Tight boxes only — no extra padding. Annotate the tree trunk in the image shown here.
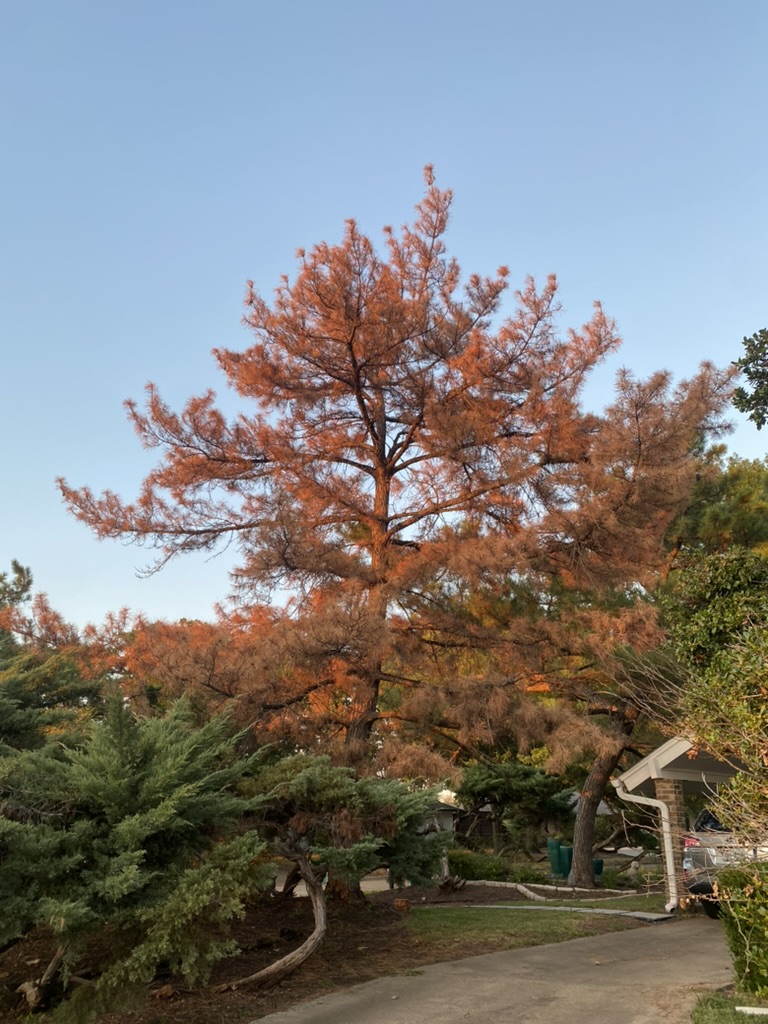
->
[344,682,380,748]
[325,871,365,902]
[343,483,390,749]
[278,859,327,898]
[567,748,624,888]
[214,854,327,992]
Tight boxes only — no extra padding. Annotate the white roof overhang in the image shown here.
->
[614,736,738,795]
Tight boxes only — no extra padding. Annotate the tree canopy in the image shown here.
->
[734,328,768,429]
[58,171,734,773]
[658,547,768,850]
[666,451,768,559]
[0,563,104,753]
[47,169,743,914]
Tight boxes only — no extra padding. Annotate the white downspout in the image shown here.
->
[611,776,679,913]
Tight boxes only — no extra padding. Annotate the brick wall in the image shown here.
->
[654,777,686,903]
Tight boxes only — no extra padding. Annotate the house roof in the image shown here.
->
[614,736,738,795]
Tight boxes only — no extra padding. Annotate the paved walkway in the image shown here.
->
[251,917,732,1024]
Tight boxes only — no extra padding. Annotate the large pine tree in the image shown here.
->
[59,171,734,772]
[57,174,737,895]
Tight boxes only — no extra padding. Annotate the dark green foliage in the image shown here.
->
[0,560,32,611]
[446,848,546,884]
[447,848,512,881]
[661,548,768,806]
[356,776,450,887]
[662,547,768,669]
[0,561,32,663]
[457,760,572,854]
[0,561,101,753]
[597,867,642,890]
[734,329,768,429]
[0,650,102,753]
[504,861,550,884]
[0,698,271,1021]
[668,454,768,555]
[252,754,449,887]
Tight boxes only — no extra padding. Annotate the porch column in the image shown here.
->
[654,777,686,904]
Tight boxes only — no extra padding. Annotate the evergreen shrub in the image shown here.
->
[447,849,545,884]
[0,697,273,1021]
[718,864,768,996]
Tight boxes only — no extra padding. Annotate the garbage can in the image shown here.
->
[592,858,604,877]
[559,845,573,877]
[547,838,562,876]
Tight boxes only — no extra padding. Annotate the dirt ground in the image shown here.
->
[0,883,646,1024]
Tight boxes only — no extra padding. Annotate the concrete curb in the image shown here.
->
[422,903,674,921]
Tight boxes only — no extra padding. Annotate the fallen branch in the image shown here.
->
[213,853,327,992]
[16,944,68,1009]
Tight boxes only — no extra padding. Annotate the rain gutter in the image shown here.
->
[610,776,679,913]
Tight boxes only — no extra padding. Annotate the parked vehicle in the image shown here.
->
[682,809,768,918]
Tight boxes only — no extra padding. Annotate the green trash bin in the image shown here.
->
[559,846,573,877]
[592,858,604,877]
[547,838,562,876]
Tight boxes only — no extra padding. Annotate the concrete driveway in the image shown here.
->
[251,917,732,1024]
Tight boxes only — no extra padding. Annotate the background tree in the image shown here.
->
[613,451,768,740]
[734,328,768,428]
[0,560,33,613]
[0,560,33,664]
[456,756,572,856]
[665,451,768,566]
[0,563,103,752]
[619,541,768,755]
[660,546,768,822]
[648,546,768,994]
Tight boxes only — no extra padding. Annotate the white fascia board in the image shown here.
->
[614,737,693,792]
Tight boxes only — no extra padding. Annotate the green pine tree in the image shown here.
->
[0,562,102,753]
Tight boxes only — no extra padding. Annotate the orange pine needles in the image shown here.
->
[58,169,736,764]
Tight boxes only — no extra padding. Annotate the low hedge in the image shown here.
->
[447,848,546,884]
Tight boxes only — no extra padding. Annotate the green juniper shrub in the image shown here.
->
[457,760,572,857]
[251,754,450,891]
[0,697,273,1022]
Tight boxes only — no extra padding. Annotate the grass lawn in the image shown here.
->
[407,904,648,952]
[692,992,768,1022]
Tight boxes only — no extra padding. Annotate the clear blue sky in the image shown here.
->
[2,1,767,627]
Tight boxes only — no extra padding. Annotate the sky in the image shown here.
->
[2,0,767,628]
